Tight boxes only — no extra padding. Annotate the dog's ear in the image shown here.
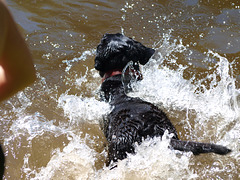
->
[138,46,155,65]
[128,40,155,65]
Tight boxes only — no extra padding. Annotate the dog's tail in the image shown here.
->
[170,139,231,155]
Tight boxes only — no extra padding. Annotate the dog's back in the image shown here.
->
[102,75,178,162]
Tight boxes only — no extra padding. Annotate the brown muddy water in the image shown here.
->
[0,0,240,179]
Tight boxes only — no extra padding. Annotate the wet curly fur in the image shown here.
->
[94,33,231,165]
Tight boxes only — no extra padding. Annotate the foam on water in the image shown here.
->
[62,49,95,72]
[32,132,198,180]
[32,136,97,180]
[96,133,198,180]
[135,35,239,119]
[58,95,111,124]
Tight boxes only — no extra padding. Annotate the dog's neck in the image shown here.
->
[100,66,143,104]
[100,74,128,104]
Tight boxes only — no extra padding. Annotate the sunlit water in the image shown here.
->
[1,0,240,179]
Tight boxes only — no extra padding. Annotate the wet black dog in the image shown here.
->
[94,33,231,165]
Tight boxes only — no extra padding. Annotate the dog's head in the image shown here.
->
[94,33,155,78]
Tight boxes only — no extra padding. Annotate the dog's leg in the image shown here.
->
[170,139,231,155]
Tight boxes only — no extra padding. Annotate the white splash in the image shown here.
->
[62,49,95,72]
[58,95,110,125]
[32,136,97,180]
[97,132,198,180]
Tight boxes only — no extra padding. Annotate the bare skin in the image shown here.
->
[0,0,36,102]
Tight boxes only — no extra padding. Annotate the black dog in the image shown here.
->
[94,33,231,165]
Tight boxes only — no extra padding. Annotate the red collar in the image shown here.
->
[102,70,122,82]
[101,68,143,82]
